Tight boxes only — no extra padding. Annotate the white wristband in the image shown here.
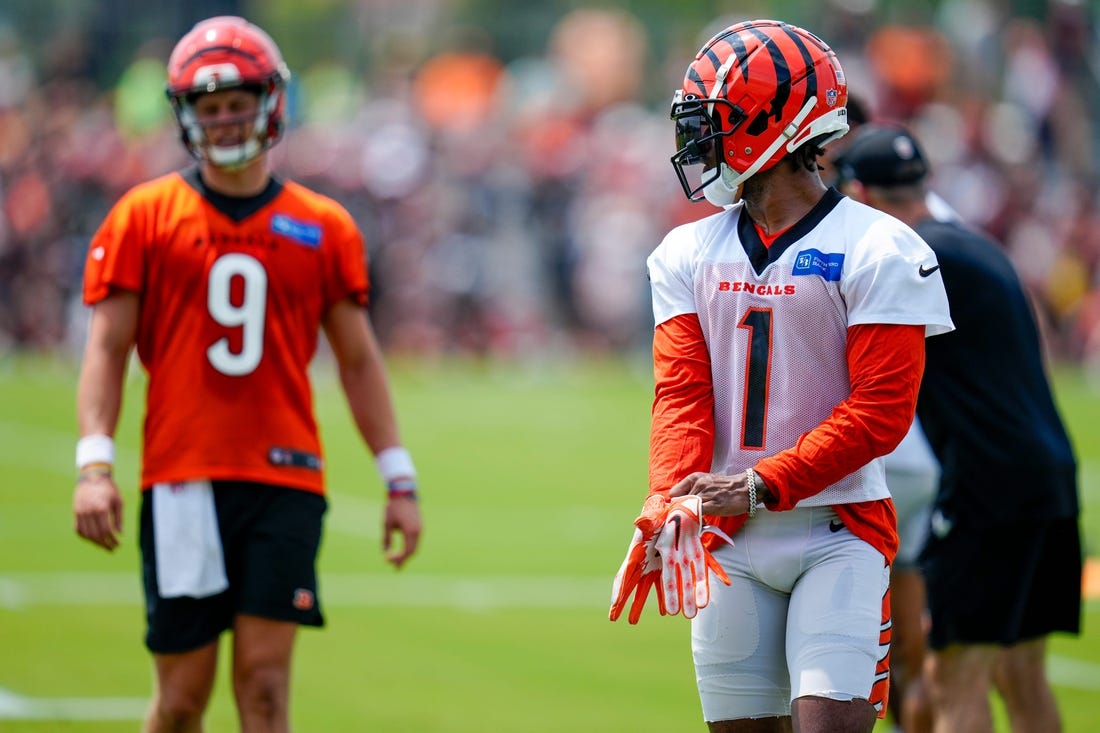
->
[76,434,115,469]
[375,446,416,481]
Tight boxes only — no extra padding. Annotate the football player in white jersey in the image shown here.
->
[613,19,953,733]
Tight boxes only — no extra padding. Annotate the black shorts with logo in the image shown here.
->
[921,516,1082,649]
[139,481,327,654]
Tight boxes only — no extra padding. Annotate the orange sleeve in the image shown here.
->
[651,314,750,542]
[754,323,925,509]
[649,313,715,494]
[84,183,156,305]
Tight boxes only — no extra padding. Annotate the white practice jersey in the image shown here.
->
[647,191,953,508]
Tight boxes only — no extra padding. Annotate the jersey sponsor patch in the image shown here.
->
[792,248,844,281]
[271,214,322,248]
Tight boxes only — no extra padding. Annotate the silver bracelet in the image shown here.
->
[746,468,758,518]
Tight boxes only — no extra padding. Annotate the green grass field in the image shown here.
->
[1,354,1098,731]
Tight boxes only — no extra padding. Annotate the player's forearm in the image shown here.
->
[77,298,136,438]
[338,357,403,454]
[324,300,404,453]
[338,357,420,502]
[78,339,129,431]
[649,315,715,493]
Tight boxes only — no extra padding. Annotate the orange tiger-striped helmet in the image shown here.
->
[670,19,849,205]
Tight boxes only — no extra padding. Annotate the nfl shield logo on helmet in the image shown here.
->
[827,88,839,107]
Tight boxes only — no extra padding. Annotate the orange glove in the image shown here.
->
[609,494,670,623]
[655,495,732,619]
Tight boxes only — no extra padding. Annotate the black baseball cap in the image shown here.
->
[834,124,929,187]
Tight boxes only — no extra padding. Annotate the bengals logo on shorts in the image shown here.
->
[293,588,315,611]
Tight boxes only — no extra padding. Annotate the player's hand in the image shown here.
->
[382,495,421,569]
[670,471,755,516]
[655,495,732,619]
[73,475,124,552]
[609,494,669,623]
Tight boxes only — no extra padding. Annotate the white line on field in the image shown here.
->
[0,686,147,720]
[2,655,1100,724]
[4,660,1100,724]
[6,571,1100,614]
[0,571,612,611]
[1049,654,1100,690]
[6,574,1100,687]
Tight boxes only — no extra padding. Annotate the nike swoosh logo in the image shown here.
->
[919,264,941,277]
[829,519,845,533]
[670,515,682,545]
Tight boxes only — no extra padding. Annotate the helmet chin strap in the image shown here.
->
[702,166,741,207]
[698,53,740,208]
[705,96,825,207]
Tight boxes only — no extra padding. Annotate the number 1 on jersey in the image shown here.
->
[738,307,772,449]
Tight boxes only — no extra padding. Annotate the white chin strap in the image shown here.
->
[702,166,741,207]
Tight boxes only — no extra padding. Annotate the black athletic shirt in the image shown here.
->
[914,218,1078,527]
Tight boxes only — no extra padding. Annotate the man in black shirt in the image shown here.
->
[836,124,1082,733]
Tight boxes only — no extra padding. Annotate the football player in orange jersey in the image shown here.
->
[71,16,422,733]
[610,19,954,733]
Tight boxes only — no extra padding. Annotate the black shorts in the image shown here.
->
[140,481,327,654]
[920,517,1082,649]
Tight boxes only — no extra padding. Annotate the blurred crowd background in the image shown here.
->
[2,0,1099,371]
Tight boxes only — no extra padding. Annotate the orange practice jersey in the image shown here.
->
[83,169,369,494]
